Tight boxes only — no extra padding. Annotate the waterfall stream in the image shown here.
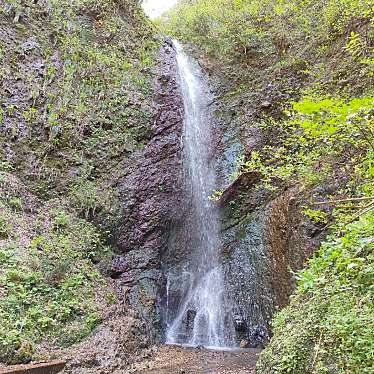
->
[165,41,235,348]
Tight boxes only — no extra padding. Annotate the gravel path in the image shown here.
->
[128,345,260,374]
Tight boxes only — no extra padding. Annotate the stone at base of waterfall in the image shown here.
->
[186,309,196,327]
[240,339,250,349]
[233,317,247,332]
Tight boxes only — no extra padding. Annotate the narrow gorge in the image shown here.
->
[0,1,372,373]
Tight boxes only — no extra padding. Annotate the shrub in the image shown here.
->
[257,213,374,373]
[161,0,373,65]
[0,209,111,363]
[232,94,374,192]
[0,216,11,239]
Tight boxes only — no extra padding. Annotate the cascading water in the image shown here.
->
[165,41,235,348]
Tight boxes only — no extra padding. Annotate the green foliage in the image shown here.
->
[52,209,70,228]
[69,178,120,225]
[0,216,11,238]
[345,31,369,58]
[0,209,110,364]
[302,209,328,224]
[8,197,22,211]
[105,291,117,306]
[290,96,373,144]
[209,189,224,201]
[257,213,374,373]
[233,94,374,192]
[161,0,373,66]
[0,161,13,172]
[22,107,37,123]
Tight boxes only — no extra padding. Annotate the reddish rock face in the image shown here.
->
[112,41,185,341]
[56,42,186,374]
[264,188,320,310]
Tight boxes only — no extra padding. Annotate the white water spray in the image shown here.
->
[165,41,235,348]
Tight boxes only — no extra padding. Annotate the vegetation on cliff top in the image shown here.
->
[0,0,157,364]
[160,0,373,372]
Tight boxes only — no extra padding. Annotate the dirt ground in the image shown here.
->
[126,345,261,374]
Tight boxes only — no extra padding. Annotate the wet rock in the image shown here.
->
[186,310,197,330]
[107,256,128,279]
[114,40,184,343]
[240,339,249,349]
[248,326,268,348]
[164,36,174,48]
[260,100,272,108]
[233,317,247,333]
[21,37,39,52]
[160,73,171,83]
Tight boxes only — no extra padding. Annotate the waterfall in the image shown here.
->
[165,41,235,348]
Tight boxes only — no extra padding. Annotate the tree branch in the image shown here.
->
[312,196,374,205]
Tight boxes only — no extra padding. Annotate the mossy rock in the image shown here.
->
[0,337,34,365]
[12,341,34,365]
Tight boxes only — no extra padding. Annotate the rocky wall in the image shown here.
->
[112,41,185,342]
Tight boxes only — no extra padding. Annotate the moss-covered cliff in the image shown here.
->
[0,0,160,367]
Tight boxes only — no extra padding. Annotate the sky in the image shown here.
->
[142,0,179,19]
